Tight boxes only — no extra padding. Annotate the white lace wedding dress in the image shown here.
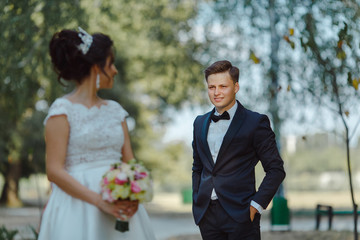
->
[38,98,156,240]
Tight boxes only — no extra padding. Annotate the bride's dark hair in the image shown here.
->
[49,29,113,84]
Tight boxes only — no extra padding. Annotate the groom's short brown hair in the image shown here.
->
[204,60,239,83]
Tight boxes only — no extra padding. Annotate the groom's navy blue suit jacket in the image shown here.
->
[192,101,285,225]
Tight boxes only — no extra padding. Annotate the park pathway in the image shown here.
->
[0,193,359,240]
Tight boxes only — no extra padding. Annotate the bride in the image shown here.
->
[38,27,156,240]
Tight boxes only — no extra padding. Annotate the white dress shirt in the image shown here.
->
[207,101,263,214]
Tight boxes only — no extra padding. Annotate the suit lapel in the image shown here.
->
[200,110,214,168]
[216,102,246,165]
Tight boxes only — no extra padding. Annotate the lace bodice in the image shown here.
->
[44,98,128,170]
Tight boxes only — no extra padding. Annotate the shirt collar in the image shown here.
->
[214,101,238,120]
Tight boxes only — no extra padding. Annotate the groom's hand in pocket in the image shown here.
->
[250,205,258,222]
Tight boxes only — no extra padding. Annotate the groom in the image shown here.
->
[192,60,285,240]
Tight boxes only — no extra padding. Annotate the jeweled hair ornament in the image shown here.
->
[77,27,93,55]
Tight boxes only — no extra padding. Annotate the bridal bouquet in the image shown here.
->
[100,159,153,232]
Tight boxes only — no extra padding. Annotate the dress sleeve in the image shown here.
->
[43,98,70,125]
[108,100,129,122]
[117,104,129,122]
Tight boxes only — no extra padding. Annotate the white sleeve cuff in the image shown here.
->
[251,200,264,214]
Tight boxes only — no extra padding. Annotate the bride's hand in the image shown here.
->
[96,196,139,220]
[96,198,128,220]
[115,200,139,218]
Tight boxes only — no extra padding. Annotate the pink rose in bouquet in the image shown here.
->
[100,159,153,232]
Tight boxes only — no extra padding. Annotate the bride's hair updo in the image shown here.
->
[49,29,113,84]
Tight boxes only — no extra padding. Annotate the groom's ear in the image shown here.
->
[235,82,239,93]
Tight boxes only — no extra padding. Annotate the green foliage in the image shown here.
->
[0,1,39,165]
[137,140,193,192]
[0,0,88,204]
[0,0,207,201]
[0,225,38,240]
[0,225,18,240]
[286,1,360,192]
[285,3,360,235]
[29,225,38,240]
[17,110,47,176]
[285,147,347,174]
[198,0,301,138]
[281,134,360,192]
[290,1,360,114]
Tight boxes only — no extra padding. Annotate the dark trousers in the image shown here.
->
[199,200,261,240]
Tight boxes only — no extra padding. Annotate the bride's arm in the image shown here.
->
[119,119,139,217]
[121,120,134,163]
[45,115,125,219]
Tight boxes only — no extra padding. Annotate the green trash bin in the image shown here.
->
[181,188,192,204]
[270,196,290,231]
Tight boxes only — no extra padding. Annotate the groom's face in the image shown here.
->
[207,71,239,114]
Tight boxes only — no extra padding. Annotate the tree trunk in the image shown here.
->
[344,126,358,240]
[268,0,284,197]
[0,162,22,207]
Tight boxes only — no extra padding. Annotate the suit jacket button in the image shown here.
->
[212,173,216,177]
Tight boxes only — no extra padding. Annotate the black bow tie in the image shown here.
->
[211,111,230,122]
